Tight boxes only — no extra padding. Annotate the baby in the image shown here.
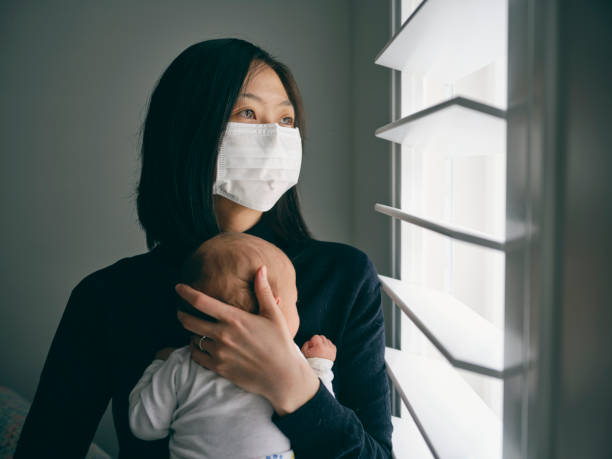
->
[128,232,337,459]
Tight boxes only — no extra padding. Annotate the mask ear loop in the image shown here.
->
[212,126,228,197]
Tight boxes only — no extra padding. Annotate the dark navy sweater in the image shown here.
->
[16,219,392,458]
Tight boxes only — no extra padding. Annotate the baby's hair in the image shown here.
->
[176,232,294,320]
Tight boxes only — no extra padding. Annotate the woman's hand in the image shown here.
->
[175,265,320,416]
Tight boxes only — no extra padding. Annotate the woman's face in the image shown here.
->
[212,61,296,231]
[229,62,295,127]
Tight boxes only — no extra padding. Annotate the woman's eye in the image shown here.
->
[281,116,294,126]
[238,109,255,119]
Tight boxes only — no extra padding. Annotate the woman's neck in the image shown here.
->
[213,195,263,232]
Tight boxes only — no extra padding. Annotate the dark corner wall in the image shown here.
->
[550,1,612,457]
[0,1,391,455]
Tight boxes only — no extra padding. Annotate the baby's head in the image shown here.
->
[177,232,299,337]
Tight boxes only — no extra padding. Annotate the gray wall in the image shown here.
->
[0,1,390,456]
[349,0,393,330]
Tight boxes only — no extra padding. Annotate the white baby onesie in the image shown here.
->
[129,343,334,459]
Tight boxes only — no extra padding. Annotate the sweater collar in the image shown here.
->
[243,215,280,246]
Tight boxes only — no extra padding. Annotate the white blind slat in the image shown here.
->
[386,347,502,459]
[375,203,513,250]
[375,96,506,157]
[380,275,508,378]
[375,0,507,82]
[391,415,434,459]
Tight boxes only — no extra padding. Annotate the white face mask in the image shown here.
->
[213,122,302,212]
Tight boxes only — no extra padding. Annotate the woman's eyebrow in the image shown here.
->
[239,92,292,107]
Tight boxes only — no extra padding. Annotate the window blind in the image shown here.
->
[376,0,523,457]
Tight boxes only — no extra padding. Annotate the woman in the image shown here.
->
[15,38,392,458]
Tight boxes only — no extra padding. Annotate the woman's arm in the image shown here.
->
[14,275,112,458]
[272,268,392,458]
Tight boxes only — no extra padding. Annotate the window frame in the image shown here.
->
[385,0,534,456]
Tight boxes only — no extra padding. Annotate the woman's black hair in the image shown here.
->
[135,38,312,261]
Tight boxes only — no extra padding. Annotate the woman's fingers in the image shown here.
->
[253,265,285,326]
[189,338,217,371]
[177,310,221,340]
[175,283,236,321]
[190,334,219,356]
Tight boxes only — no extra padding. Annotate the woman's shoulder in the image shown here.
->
[71,249,162,296]
[307,239,372,264]
[293,238,379,288]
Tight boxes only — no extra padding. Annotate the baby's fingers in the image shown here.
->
[310,335,323,344]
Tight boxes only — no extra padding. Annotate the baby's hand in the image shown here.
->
[301,335,336,361]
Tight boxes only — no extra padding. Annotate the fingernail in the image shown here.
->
[261,265,267,281]
[175,284,183,293]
